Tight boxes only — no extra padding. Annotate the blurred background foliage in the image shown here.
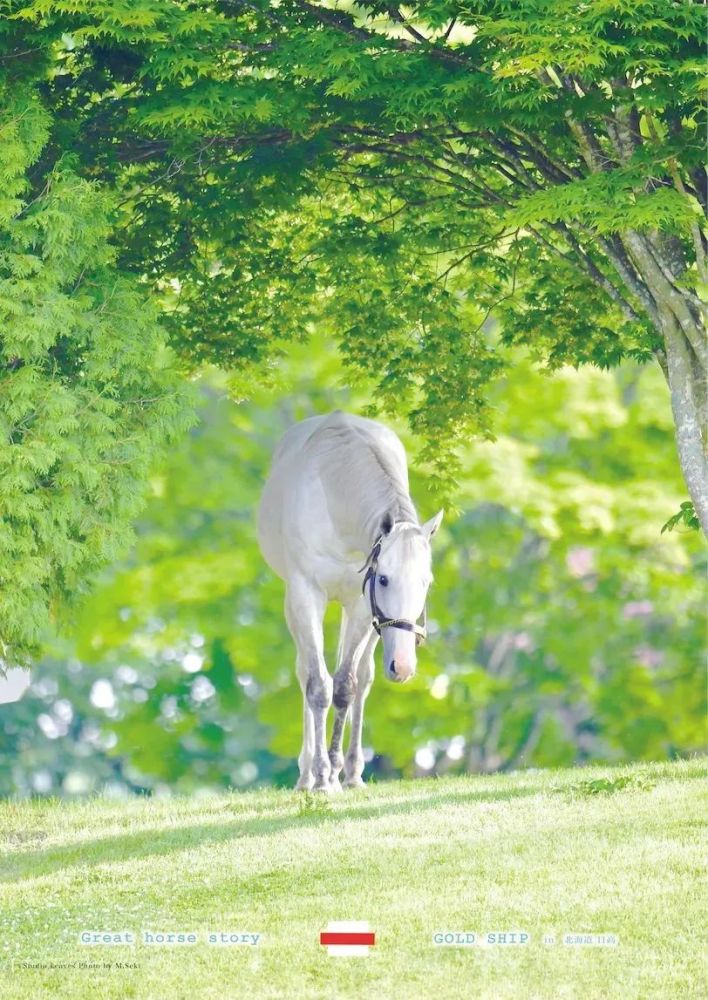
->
[0,336,704,796]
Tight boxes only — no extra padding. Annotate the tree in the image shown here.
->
[7,0,707,530]
[0,74,193,666]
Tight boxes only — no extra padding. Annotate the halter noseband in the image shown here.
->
[359,533,427,645]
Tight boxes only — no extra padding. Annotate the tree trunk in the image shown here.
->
[620,231,708,535]
[662,311,708,534]
[568,109,707,534]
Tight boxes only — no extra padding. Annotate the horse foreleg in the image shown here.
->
[286,579,332,792]
[343,632,378,788]
[328,704,348,791]
[296,701,315,791]
[329,605,372,790]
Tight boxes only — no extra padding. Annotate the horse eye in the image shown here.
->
[378,574,389,587]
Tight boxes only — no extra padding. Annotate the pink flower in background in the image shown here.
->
[623,600,654,619]
[635,646,664,669]
[514,632,535,652]
[566,546,595,578]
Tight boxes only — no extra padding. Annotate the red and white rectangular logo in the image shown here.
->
[320,921,375,957]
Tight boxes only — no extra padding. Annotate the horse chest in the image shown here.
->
[307,552,363,605]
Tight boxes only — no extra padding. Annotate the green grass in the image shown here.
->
[1,758,706,1000]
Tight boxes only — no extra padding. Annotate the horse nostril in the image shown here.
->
[389,659,397,678]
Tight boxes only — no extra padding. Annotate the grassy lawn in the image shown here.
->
[1,757,705,1000]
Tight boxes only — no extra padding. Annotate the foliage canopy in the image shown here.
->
[0,1,706,661]
[6,0,706,507]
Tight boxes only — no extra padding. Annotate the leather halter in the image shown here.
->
[359,534,427,645]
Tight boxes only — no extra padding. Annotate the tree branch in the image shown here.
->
[386,6,430,45]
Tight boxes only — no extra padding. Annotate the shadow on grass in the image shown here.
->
[0,782,537,885]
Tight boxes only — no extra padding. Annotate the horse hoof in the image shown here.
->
[295,778,314,792]
[328,777,343,793]
[343,777,365,789]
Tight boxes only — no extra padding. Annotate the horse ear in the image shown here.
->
[421,509,443,540]
[380,511,394,536]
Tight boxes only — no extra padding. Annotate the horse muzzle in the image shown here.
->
[386,658,416,683]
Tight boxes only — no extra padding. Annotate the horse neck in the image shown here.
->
[315,426,418,547]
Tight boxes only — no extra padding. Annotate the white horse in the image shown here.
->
[257,411,442,791]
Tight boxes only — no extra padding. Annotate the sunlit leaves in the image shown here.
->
[7,0,704,504]
[0,86,193,666]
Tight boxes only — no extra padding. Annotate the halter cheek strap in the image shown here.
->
[360,535,428,646]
